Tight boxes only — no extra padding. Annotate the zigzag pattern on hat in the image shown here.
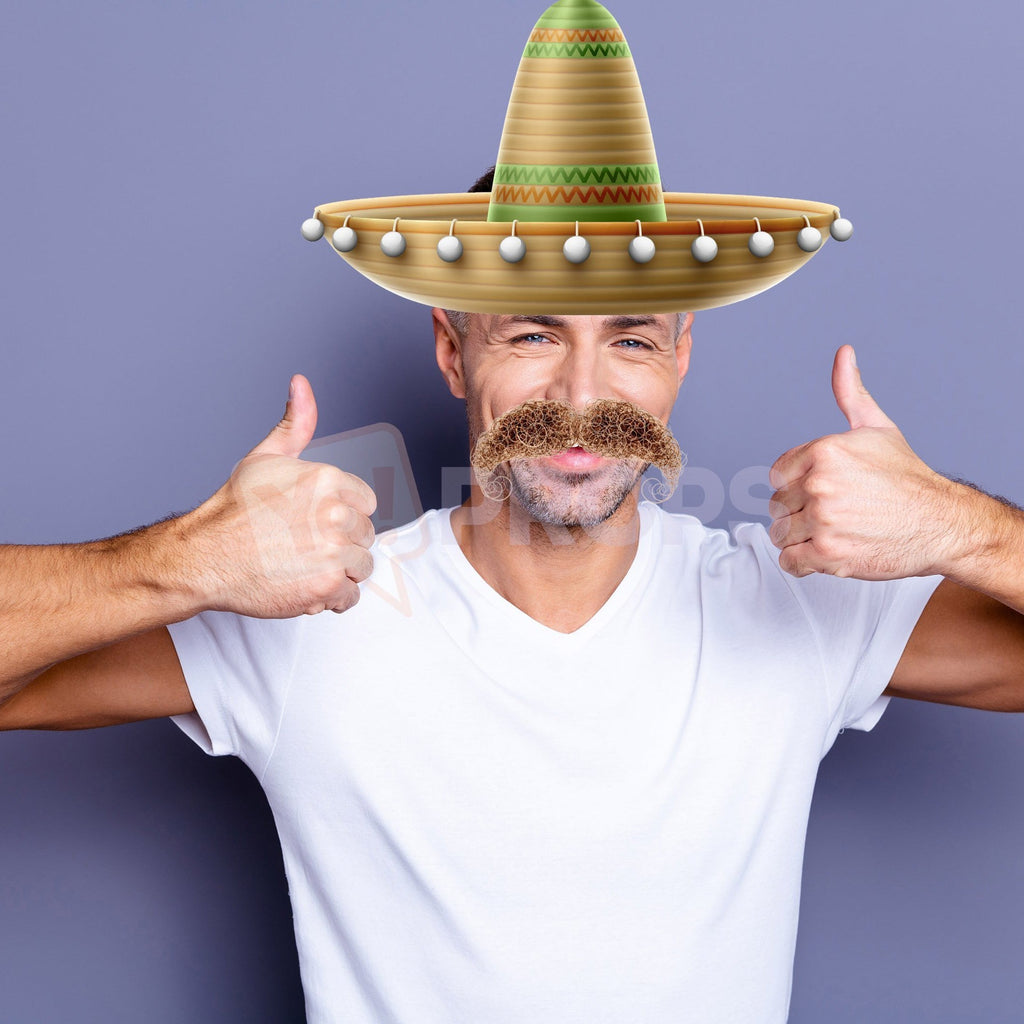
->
[528,27,626,43]
[522,41,631,58]
[492,183,663,206]
[489,0,665,222]
[493,163,661,186]
[311,0,846,313]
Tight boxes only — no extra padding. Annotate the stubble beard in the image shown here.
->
[503,456,649,529]
[466,393,680,531]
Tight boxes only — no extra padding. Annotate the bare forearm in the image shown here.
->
[931,482,1024,615]
[0,513,205,701]
[886,486,1024,710]
[0,376,375,727]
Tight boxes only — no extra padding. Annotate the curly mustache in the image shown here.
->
[471,398,682,490]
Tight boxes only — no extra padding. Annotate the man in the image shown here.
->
[2,304,1024,1023]
[4,1,1024,1020]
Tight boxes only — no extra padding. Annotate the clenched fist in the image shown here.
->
[768,346,963,581]
[183,374,377,617]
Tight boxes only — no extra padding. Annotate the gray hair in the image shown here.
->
[443,309,473,337]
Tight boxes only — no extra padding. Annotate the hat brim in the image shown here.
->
[313,191,839,314]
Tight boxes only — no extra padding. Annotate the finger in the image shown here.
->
[778,535,855,579]
[768,511,812,549]
[777,539,826,578]
[324,504,376,550]
[250,374,319,459]
[831,345,895,431]
[769,442,816,490]
[767,478,807,520]
[335,474,378,519]
[342,546,375,585]
[330,588,361,614]
[322,549,374,613]
[328,584,362,615]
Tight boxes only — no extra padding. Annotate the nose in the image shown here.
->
[544,343,610,410]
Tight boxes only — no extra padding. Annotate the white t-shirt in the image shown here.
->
[168,504,941,1024]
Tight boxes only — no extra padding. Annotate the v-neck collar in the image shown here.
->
[434,502,660,647]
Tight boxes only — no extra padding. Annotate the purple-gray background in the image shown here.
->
[2,0,1023,1020]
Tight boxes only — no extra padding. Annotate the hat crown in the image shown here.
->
[487,0,666,223]
[533,0,623,34]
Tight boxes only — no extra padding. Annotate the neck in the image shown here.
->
[450,486,643,634]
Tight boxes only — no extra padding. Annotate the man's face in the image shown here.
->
[433,312,693,529]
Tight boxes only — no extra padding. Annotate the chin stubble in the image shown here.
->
[469,398,683,527]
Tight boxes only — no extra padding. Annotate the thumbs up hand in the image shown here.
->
[185,375,377,617]
[768,346,957,580]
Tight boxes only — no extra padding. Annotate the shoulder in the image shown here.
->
[642,502,780,579]
[644,501,939,622]
[367,507,451,588]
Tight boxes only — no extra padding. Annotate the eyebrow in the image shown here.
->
[501,315,570,329]
[604,315,660,330]
[499,314,661,330]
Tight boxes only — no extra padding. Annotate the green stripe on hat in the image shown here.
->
[494,164,661,186]
[487,0,667,224]
[523,40,630,58]
[487,202,668,224]
[534,0,622,31]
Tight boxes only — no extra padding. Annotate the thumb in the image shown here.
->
[250,374,318,458]
[831,345,895,430]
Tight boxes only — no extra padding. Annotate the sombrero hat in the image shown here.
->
[301,0,853,314]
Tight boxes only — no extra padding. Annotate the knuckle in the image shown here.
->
[803,495,833,528]
[318,463,346,486]
[802,473,831,500]
[816,506,837,530]
[811,535,842,563]
[813,434,847,466]
[334,471,377,517]
[333,501,358,533]
[340,487,375,519]
[322,502,374,549]
[314,463,351,496]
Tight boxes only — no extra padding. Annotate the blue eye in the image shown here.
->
[616,338,651,350]
[512,333,550,344]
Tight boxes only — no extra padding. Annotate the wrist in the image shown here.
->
[93,509,214,624]
[930,478,1023,587]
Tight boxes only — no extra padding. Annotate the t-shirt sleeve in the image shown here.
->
[739,523,943,749]
[166,611,305,777]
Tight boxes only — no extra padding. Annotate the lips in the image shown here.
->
[542,446,610,471]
